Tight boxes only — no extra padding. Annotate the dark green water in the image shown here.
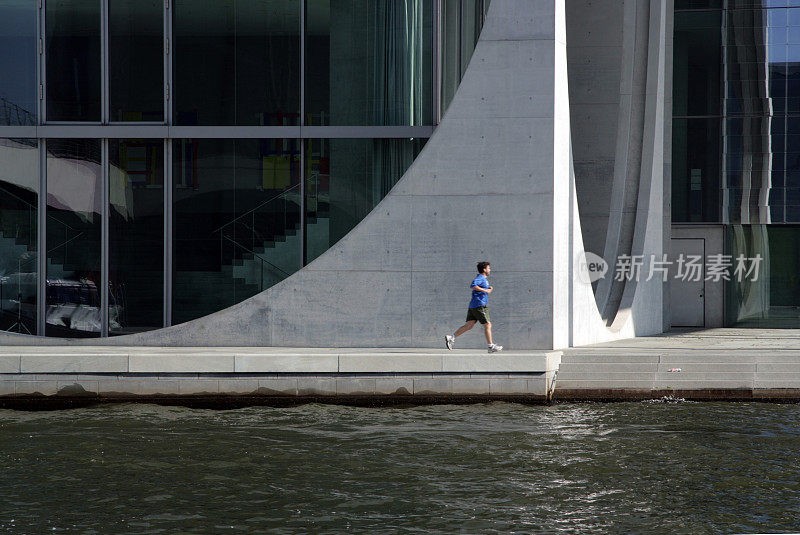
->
[1,401,799,534]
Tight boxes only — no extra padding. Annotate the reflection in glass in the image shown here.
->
[673,11,721,117]
[726,225,800,327]
[46,0,101,122]
[441,0,490,116]
[0,139,38,334]
[305,138,425,262]
[109,140,164,335]
[109,0,164,122]
[46,139,102,337]
[0,1,37,125]
[173,139,301,325]
[306,0,433,125]
[173,0,300,126]
[672,118,721,222]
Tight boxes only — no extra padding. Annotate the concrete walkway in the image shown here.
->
[556,329,800,400]
[0,347,561,406]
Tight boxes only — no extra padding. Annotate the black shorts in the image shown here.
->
[466,306,490,324]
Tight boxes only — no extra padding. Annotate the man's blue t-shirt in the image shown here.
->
[468,274,490,308]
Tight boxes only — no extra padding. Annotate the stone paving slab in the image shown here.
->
[556,328,800,399]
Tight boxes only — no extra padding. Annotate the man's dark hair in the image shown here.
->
[477,261,490,274]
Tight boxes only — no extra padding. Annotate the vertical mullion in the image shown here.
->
[102,0,109,124]
[300,0,306,266]
[457,0,462,80]
[40,0,46,124]
[101,139,109,337]
[165,0,171,125]
[433,0,441,124]
[37,140,46,336]
[164,139,172,326]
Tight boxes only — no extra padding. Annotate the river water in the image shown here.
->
[1,401,799,534]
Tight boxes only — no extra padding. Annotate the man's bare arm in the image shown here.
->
[472,286,493,294]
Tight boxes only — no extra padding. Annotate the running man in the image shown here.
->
[445,261,503,353]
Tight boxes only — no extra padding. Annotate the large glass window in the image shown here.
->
[109,0,164,122]
[673,10,721,117]
[726,224,800,327]
[173,139,300,324]
[45,139,102,337]
[305,138,425,262]
[109,140,164,334]
[0,1,37,126]
[173,0,300,126]
[0,139,38,334]
[46,0,101,122]
[305,0,433,126]
[673,118,721,222]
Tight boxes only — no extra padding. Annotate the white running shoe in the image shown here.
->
[488,344,503,353]
[445,335,455,350]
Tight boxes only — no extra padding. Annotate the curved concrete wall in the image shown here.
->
[1,0,668,349]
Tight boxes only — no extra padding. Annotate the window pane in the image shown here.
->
[0,139,38,334]
[109,0,164,122]
[306,0,433,125]
[672,118,721,222]
[109,139,164,335]
[0,1,37,125]
[46,0,101,122]
[726,224,800,327]
[440,0,460,113]
[673,11,721,116]
[46,139,102,337]
[173,139,300,325]
[305,138,425,262]
[173,0,300,126]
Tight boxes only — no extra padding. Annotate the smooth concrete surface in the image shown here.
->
[556,329,800,399]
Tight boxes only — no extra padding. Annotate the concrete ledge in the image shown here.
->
[236,355,339,373]
[21,354,128,373]
[0,347,559,374]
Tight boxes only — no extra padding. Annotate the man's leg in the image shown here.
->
[453,320,477,338]
[483,322,493,345]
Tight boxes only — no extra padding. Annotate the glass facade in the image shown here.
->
[726,225,800,327]
[305,138,426,262]
[173,0,300,126]
[45,139,102,337]
[441,0,490,114]
[173,138,301,324]
[0,1,36,125]
[0,139,37,334]
[306,0,433,126]
[46,0,102,122]
[109,139,164,334]
[0,2,488,336]
[674,1,800,327]
[109,0,164,122]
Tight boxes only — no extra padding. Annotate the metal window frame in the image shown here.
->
[300,0,306,267]
[37,139,46,336]
[101,138,109,336]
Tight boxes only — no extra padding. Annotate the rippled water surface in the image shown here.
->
[1,401,800,533]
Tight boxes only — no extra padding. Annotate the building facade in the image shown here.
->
[0,0,789,349]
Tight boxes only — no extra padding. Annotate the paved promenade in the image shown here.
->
[2,329,799,406]
[0,347,560,407]
[556,329,800,400]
